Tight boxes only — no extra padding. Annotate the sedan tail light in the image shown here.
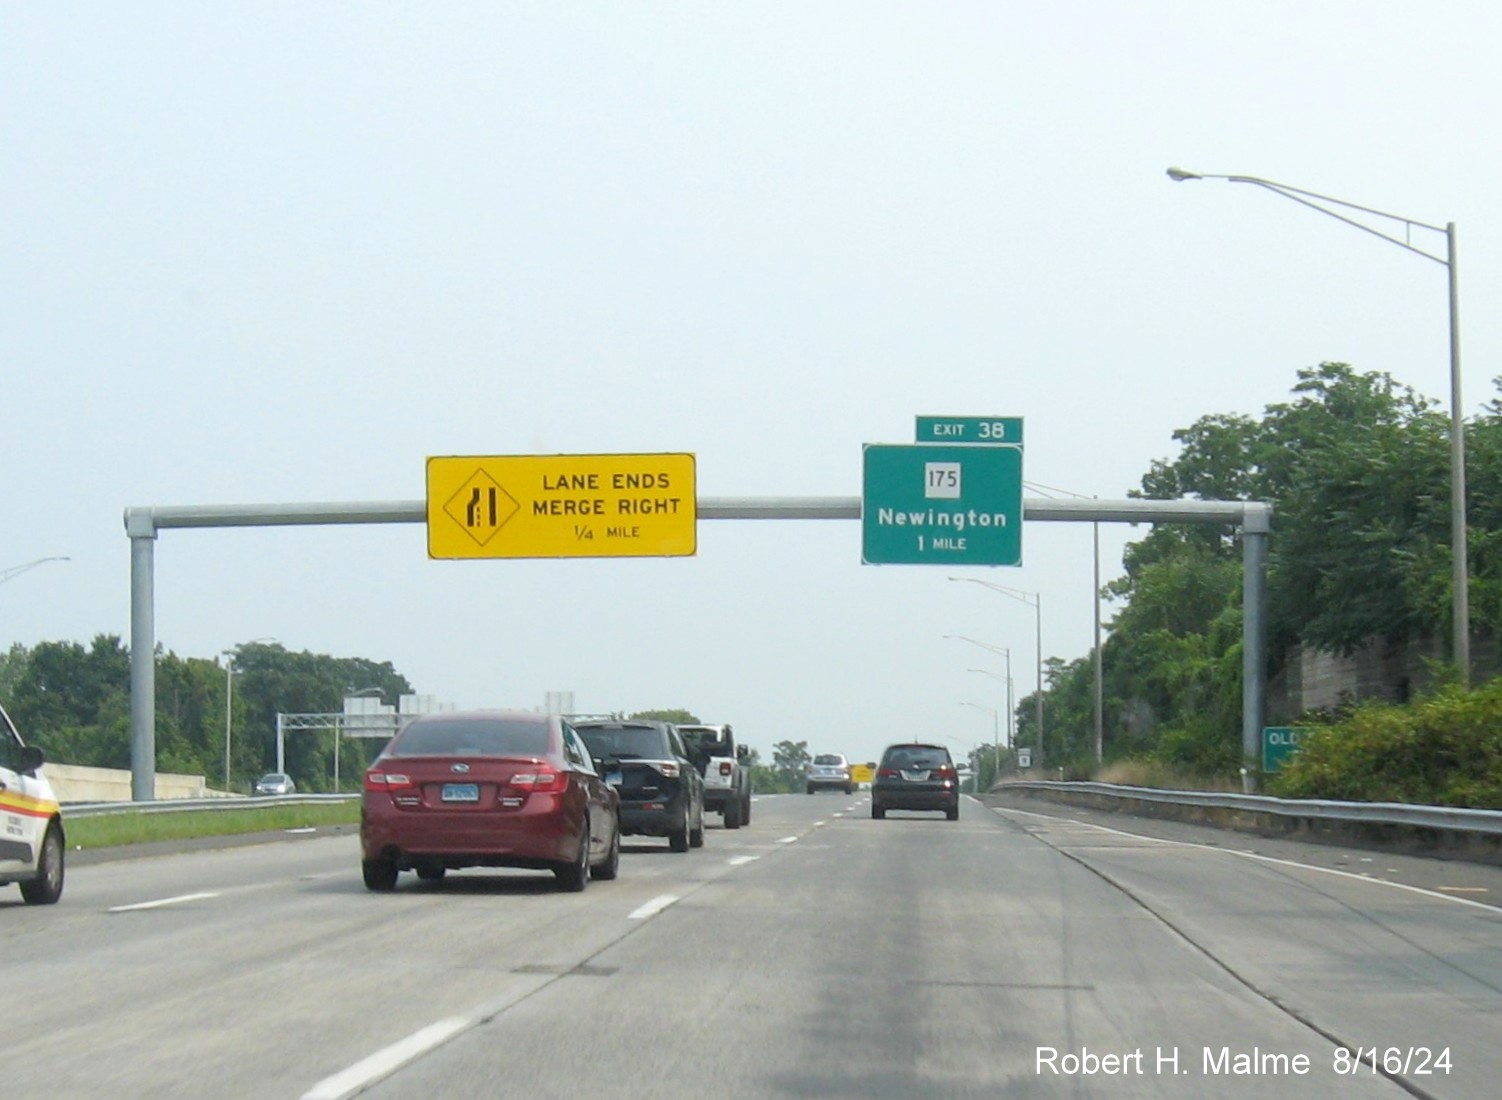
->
[510,771,569,793]
[877,768,898,779]
[933,766,957,781]
[365,770,414,791]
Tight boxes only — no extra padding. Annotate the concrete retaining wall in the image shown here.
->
[42,763,227,803]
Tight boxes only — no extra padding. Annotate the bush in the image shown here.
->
[1268,681,1502,808]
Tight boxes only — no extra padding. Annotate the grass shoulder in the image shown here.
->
[66,800,360,851]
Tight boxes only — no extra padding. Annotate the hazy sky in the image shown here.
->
[5,2,1500,768]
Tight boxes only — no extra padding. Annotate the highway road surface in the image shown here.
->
[3,792,1499,1098]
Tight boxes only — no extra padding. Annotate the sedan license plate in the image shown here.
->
[441,783,480,803]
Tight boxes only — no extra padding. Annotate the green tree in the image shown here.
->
[771,739,810,790]
[1065,362,1460,780]
[0,642,28,700]
[7,636,131,766]
[630,708,701,724]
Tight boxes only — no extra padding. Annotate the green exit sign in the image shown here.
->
[862,444,1023,565]
[915,416,1023,445]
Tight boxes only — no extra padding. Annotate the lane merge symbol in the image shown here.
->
[443,470,520,546]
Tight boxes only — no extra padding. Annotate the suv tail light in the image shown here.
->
[877,767,898,779]
[718,761,734,777]
[660,762,680,778]
[933,766,957,781]
[510,771,569,793]
[365,770,413,791]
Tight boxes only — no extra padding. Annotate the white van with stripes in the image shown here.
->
[0,702,65,905]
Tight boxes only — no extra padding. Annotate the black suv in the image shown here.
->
[573,719,705,852]
[871,742,960,820]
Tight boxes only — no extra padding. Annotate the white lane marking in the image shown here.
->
[814,820,826,827]
[997,806,1502,913]
[728,855,760,866]
[302,1016,470,1100]
[285,827,317,834]
[628,894,680,920]
[108,892,219,913]
[776,836,798,844]
[832,813,844,818]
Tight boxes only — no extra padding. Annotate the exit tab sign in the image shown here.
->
[915,416,1023,445]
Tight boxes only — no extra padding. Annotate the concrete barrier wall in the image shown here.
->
[41,762,225,803]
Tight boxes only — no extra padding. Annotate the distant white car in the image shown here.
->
[254,772,296,796]
[806,753,854,795]
[0,702,65,905]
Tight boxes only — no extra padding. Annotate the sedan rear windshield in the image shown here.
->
[389,718,550,757]
[882,747,951,770]
[576,725,668,760]
[813,754,846,766]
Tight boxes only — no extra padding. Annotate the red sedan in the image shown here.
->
[361,710,620,892]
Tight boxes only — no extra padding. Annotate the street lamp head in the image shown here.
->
[1166,166,1202,182]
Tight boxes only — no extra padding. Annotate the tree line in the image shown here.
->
[0,639,411,793]
[1027,362,1502,804]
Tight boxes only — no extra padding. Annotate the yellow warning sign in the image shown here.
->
[426,454,696,559]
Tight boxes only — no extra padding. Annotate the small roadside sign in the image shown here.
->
[426,453,696,559]
[1262,726,1310,772]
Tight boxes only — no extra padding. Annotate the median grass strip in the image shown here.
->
[66,801,360,850]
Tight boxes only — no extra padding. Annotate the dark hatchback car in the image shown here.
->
[361,710,620,892]
[572,719,705,852]
[871,742,960,820]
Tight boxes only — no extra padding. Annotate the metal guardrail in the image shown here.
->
[63,793,360,818]
[1000,781,1502,837]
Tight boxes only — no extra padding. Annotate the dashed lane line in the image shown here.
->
[628,894,680,921]
[108,892,219,913]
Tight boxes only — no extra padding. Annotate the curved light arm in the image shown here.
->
[0,556,69,585]
[1166,167,1448,265]
[943,634,1010,657]
[947,575,1039,608]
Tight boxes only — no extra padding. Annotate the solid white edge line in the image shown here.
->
[628,893,679,920]
[776,836,798,844]
[302,1016,471,1100]
[998,806,1502,914]
[108,892,219,913]
[728,855,760,866]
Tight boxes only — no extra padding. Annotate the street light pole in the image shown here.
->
[949,578,1044,765]
[221,653,234,791]
[1167,167,1469,683]
[945,635,1014,748]
[966,665,1009,770]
